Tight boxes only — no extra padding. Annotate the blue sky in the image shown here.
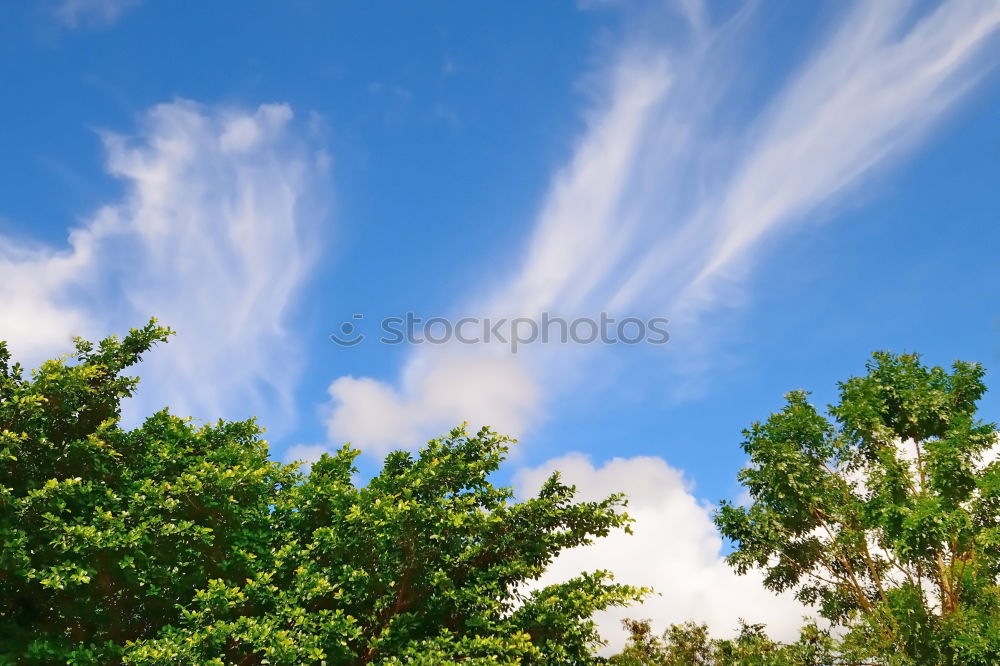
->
[2,0,999,650]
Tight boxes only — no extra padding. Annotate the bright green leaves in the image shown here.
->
[609,619,839,666]
[1,322,300,665]
[715,351,1000,664]
[832,352,989,457]
[239,425,646,665]
[732,389,840,531]
[1,326,643,665]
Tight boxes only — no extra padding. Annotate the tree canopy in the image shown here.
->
[0,322,644,664]
[609,618,837,666]
[7,322,1000,665]
[715,351,1000,664]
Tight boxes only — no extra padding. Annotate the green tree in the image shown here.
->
[609,619,837,665]
[0,322,645,664]
[715,351,1000,664]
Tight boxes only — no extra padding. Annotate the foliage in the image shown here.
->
[715,351,1000,664]
[608,618,839,665]
[0,322,645,664]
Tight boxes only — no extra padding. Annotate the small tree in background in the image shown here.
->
[608,619,837,666]
[715,352,1000,664]
[0,321,645,665]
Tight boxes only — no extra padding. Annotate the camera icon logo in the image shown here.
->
[330,314,365,347]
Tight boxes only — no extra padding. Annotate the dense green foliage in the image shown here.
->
[0,322,645,664]
[609,619,837,665]
[7,322,1000,665]
[715,352,1000,664]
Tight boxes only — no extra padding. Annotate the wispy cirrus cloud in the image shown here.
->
[622,0,1000,317]
[325,57,668,455]
[323,0,1000,454]
[0,100,329,429]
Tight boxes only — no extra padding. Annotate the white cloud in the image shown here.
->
[0,238,95,360]
[53,0,141,28]
[283,443,337,475]
[324,58,669,453]
[514,453,808,654]
[0,100,328,430]
[326,348,542,455]
[677,0,1000,312]
[323,0,1000,453]
[285,443,331,464]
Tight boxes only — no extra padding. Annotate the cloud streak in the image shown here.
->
[324,0,999,453]
[672,0,1000,313]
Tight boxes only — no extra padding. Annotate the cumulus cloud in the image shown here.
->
[326,348,542,454]
[323,0,1000,453]
[514,453,807,654]
[282,443,339,475]
[0,100,328,429]
[284,443,331,464]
